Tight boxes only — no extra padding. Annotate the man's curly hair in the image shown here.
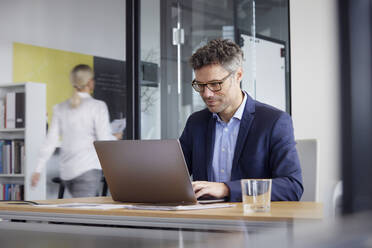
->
[189,38,243,72]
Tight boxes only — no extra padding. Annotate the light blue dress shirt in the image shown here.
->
[211,91,248,182]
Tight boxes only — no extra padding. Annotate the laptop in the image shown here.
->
[94,139,222,205]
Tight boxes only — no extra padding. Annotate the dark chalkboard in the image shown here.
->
[93,56,126,121]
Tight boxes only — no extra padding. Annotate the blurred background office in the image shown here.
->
[0,0,341,218]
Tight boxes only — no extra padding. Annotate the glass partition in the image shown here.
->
[237,0,290,112]
[140,0,290,139]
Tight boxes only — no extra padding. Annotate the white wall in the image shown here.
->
[0,0,126,83]
[290,0,340,217]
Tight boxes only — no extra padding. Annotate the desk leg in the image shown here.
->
[178,229,184,248]
[287,221,294,246]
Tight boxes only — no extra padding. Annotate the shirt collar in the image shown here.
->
[77,92,92,98]
[213,91,247,122]
[233,91,247,120]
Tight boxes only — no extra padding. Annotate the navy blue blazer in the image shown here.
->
[179,94,303,202]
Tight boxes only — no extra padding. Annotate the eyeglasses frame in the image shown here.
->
[191,71,234,93]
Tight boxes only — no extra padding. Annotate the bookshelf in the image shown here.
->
[0,82,46,200]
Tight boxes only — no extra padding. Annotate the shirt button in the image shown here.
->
[221,169,225,173]
[222,148,225,152]
[224,128,228,132]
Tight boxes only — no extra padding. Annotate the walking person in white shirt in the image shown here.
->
[31,64,121,197]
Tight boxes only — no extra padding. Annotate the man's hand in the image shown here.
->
[31,172,40,187]
[192,181,230,199]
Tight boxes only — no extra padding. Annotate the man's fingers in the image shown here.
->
[192,181,208,186]
[192,181,207,192]
[195,187,210,199]
[193,184,205,193]
[193,182,229,199]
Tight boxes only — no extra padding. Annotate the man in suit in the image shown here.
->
[180,38,303,202]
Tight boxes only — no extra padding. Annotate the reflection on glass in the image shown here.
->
[237,0,290,112]
[139,0,290,139]
[140,0,161,139]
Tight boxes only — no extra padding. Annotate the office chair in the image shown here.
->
[296,139,318,201]
[51,177,65,199]
[51,176,108,199]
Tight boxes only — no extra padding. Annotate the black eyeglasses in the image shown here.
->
[191,72,234,93]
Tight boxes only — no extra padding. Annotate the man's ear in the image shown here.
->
[236,67,243,83]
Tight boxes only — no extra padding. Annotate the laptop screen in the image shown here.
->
[94,139,197,205]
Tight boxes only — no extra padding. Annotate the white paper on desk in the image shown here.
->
[120,203,235,211]
[35,203,126,210]
[35,203,235,211]
[110,118,126,133]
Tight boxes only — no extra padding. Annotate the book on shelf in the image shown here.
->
[2,92,25,129]
[0,141,3,173]
[0,100,4,129]
[5,92,15,128]
[13,140,24,173]
[0,184,24,200]
[15,92,25,128]
[0,139,25,174]
[1,140,11,174]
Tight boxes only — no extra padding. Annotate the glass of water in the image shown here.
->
[241,179,272,213]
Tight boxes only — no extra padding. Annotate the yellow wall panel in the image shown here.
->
[13,42,93,124]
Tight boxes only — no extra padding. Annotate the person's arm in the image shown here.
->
[225,113,303,202]
[94,102,117,141]
[269,112,303,201]
[32,105,61,186]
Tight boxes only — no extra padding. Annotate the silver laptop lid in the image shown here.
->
[94,139,197,205]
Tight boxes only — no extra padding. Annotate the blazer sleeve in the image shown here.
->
[268,113,303,201]
[225,113,303,202]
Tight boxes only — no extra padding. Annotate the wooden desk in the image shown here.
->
[0,197,323,232]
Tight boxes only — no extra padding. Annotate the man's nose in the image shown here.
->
[201,86,214,98]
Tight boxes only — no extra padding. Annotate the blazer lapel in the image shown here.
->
[231,94,255,179]
[205,115,216,181]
